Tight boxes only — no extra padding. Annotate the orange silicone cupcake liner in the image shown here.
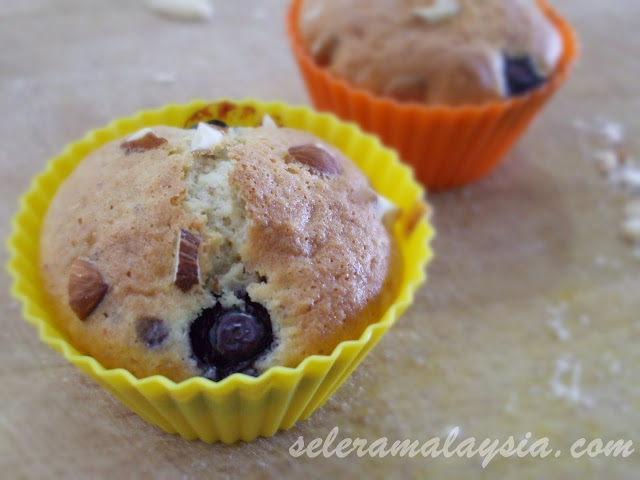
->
[286,0,579,190]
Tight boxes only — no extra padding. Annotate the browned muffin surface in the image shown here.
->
[40,123,399,381]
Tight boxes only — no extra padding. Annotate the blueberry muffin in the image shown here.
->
[299,0,563,105]
[39,121,400,382]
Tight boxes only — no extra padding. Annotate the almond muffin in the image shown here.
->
[299,0,563,105]
[39,121,400,382]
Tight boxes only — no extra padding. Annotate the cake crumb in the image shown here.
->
[151,72,176,84]
[573,117,623,145]
[550,355,590,405]
[144,0,215,22]
[546,303,570,341]
[575,117,640,257]
[593,149,621,175]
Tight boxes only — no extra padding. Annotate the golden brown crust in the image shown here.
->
[40,126,213,380]
[229,128,394,367]
[39,125,398,381]
[299,0,563,105]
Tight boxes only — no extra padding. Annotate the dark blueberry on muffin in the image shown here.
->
[504,55,546,97]
[136,317,169,348]
[188,119,228,130]
[189,293,274,380]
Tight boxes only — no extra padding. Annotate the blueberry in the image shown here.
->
[188,292,273,380]
[189,307,218,364]
[504,55,546,97]
[206,119,228,129]
[188,119,229,130]
[136,317,169,348]
[214,312,265,358]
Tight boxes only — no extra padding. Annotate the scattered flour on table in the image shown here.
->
[574,117,640,255]
[546,303,571,341]
[550,354,594,407]
[540,303,623,407]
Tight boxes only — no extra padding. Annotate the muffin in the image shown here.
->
[299,0,563,106]
[10,99,433,442]
[287,0,578,189]
[39,121,400,382]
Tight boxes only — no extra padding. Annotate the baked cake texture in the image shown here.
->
[299,0,563,105]
[39,121,400,382]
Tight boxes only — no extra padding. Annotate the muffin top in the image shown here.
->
[299,0,563,105]
[39,122,398,382]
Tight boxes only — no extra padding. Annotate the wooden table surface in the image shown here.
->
[1,1,639,478]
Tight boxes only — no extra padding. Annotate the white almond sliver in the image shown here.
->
[413,0,461,23]
[376,194,398,220]
[126,127,154,142]
[144,0,215,22]
[191,122,224,151]
[261,114,278,128]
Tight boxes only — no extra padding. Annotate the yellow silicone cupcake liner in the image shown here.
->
[7,99,434,443]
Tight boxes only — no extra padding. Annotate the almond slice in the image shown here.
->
[68,258,109,320]
[121,130,168,154]
[404,201,432,237]
[383,75,427,102]
[376,193,400,230]
[311,32,339,66]
[175,229,201,292]
[413,0,461,23]
[288,144,342,176]
[191,122,225,151]
[261,114,278,128]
